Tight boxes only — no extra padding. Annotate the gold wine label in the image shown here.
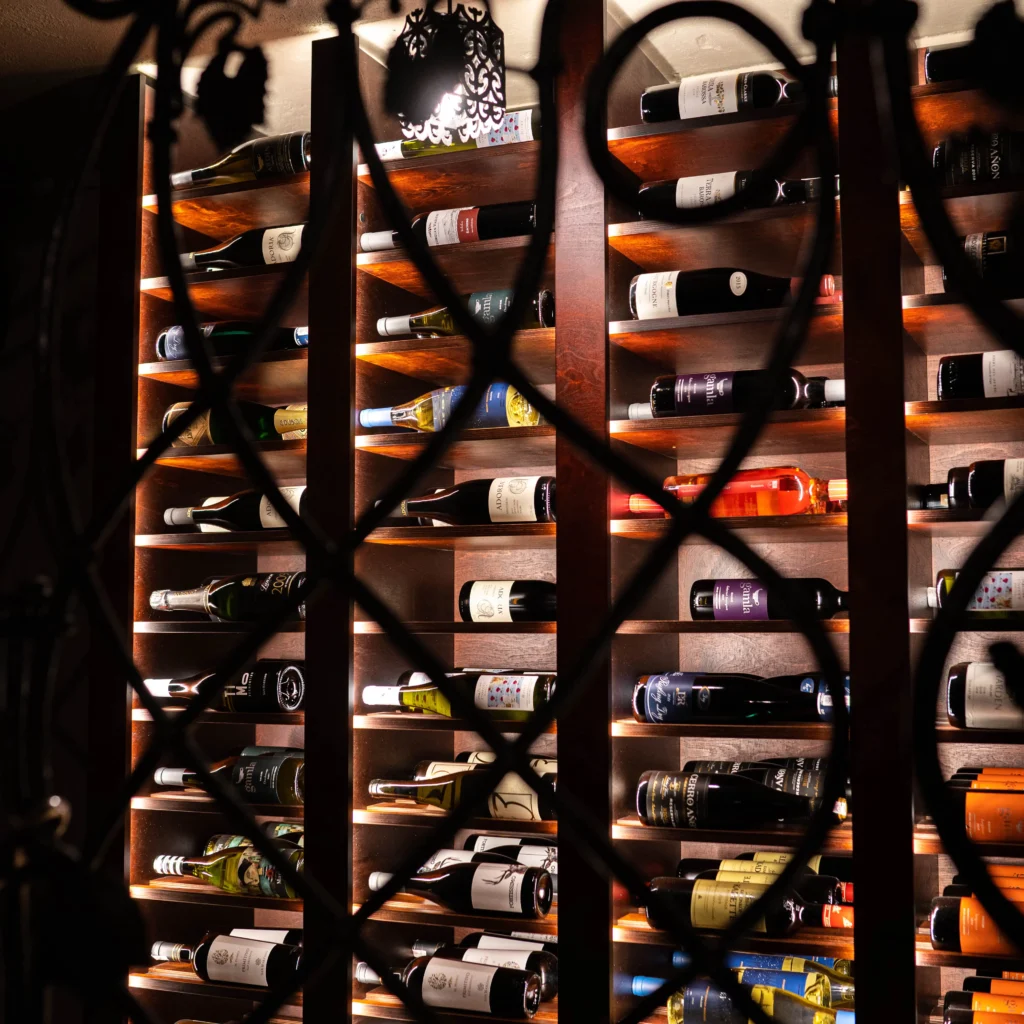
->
[689,879,768,932]
[274,406,308,434]
[165,402,214,447]
[750,851,795,866]
[718,858,784,875]
[505,386,541,427]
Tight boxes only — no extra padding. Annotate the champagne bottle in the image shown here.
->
[629,269,836,319]
[149,571,306,622]
[180,223,305,271]
[171,132,310,188]
[930,894,1024,954]
[666,982,853,1024]
[230,926,303,946]
[360,383,540,432]
[377,288,555,338]
[152,843,302,898]
[374,107,540,160]
[161,400,306,446]
[361,672,555,720]
[943,231,1022,298]
[409,940,557,1001]
[929,568,1024,616]
[400,476,555,525]
[151,933,301,988]
[640,72,802,123]
[459,930,557,954]
[670,949,855,982]
[459,580,556,623]
[155,321,308,360]
[923,43,974,84]
[355,954,542,1018]
[368,861,553,918]
[933,131,1024,187]
[163,487,305,531]
[369,770,557,820]
[143,658,305,713]
[937,350,1024,401]
[206,822,304,853]
[153,751,304,805]
[689,577,849,620]
[947,662,1024,730]
[360,200,535,252]
[638,172,831,215]
[644,876,854,934]
[635,770,813,829]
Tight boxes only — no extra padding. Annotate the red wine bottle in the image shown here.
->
[637,172,830,215]
[360,201,536,252]
[459,931,558,955]
[459,580,556,623]
[400,476,555,526]
[923,44,975,84]
[151,933,301,987]
[951,459,1024,508]
[155,321,307,360]
[937,350,1024,401]
[943,231,1022,298]
[640,72,801,124]
[689,577,849,620]
[933,131,1024,187]
[945,661,1024,730]
[408,940,558,1001]
[181,224,305,271]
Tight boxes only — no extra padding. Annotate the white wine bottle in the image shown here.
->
[149,571,306,622]
[155,321,308,360]
[459,581,556,623]
[458,930,557,955]
[205,822,305,853]
[163,486,305,531]
[360,200,535,252]
[640,72,801,123]
[359,383,540,432]
[374,107,540,160]
[171,132,310,188]
[161,400,306,446]
[368,769,557,820]
[409,940,558,1001]
[154,750,304,805]
[362,672,555,720]
[400,476,555,526]
[180,223,305,271]
[455,751,557,772]
[376,288,554,338]
[230,926,303,946]
[151,933,301,988]
[152,843,302,898]
[143,658,305,712]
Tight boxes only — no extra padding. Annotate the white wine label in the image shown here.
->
[965,662,1024,729]
[488,773,542,820]
[461,947,533,970]
[420,849,478,870]
[230,928,290,944]
[468,581,515,623]
[376,140,404,160]
[689,879,769,931]
[476,933,547,950]
[982,350,1024,397]
[514,846,558,873]
[677,74,739,119]
[749,851,793,865]
[361,686,402,706]
[474,675,539,711]
[470,863,527,912]
[419,761,476,778]
[968,571,1024,611]
[633,271,680,319]
[165,402,214,447]
[1006,459,1024,502]
[488,476,541,522]
[729,271,748,295]
[477,109,535,147]
[421,960,497,1013]
[197,495,230,533]
[204,936,274,986]
[262,225,304,265]
[675,173,737,209]
[425,208,474,246]
[259,485,306,528]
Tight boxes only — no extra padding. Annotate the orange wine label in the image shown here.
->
[969,993,1024,1013]
[960,896,1024,955]
[979,768,1024,777]
[966,791,1024,843]
[991,980,1024,995]
[968,1013,1024,1024]
[973,780,1024,791]
[821,904,854,928]
[1004,972,1024,981]
[989,866,1024,878]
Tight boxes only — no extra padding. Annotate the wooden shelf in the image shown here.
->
[129,963,302,1011]
[935,721,1024,743]
[911,617,1024,634]
[355,894,557,935]
[130,878,302,912]
[611,719,833,740]
[355,991,558,1024]
[915,927,1024,969]
[906,397,1024,446]
[609,306,845,373]
[354,802,557,835]
[355,425,555,469]
[138,349,309,404]
[365,524,556,550]
[137,439,306,477]
[130,792,303,819]
[354,621,556,635]
[611,514,848,545]
[135,530,298,551]
[131,706,304,725]
[355,328,555,387]
[616,619,849,634]
[143,174,310,238]
[141,265,307,321]
[354,712,555,733]
[356,236,553,298]
[906,508,991,537]
[134,620,305,634]
[611,408,846,458]
[902,294,1024,355]
[612,814,853,850]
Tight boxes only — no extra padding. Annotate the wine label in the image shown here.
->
[234,845,297,898]
[468,289,514,326]
[748,851,793,865]
[273,405,307,438]
[197,495,230,533]
[420,849,479,870]
[676,74,739,119]
[689,879,768,931]
[968,994,1024,1014]
[964,662,1024,729]
[967,571,1024,611]
[514,846,557,873]
[644,771,709,828]
[990,981,1024,995]
[361,685,402,706]
[729,271,748,295]
[488,773,543,820]
[293,327,308,347]
[256,570,307,620]
[1006,459,1024,502]
[821,904,854,928]
[798,675,851,721]
[633,271,679,319]
[475,674,539,711]
[461,946,533,970]
[671,983,737,1024]
[225,661,305,713]
[675,173,737,209]
[467,581,515,623]
[959,895,1019,955]
[642,673,700,722]
[261,225,304,264]
[231,928,292,944]
[982,351,1024,398]
[165,402,214,447]
[259,485,305,528]
[734,968,826,1002]
[204,935,274,986]
[673,372,735,413]
[470,863,527,912]
[711,579,769,620]
[251,135,303,177]
[421,959,497,1013]
[761,765,825,800]
[375,140,404,160]
[425,208,479,246]
[432,383,532,430]
[717,858,784,876]
[488,476,541,522]
[420,762,476,779]
[230,752,300,804]
[966,791,1024,842]
[475,932,549,950]
[477,109,535,147]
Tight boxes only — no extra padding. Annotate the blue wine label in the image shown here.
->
[293,326,309,346]
[733,968,823,1000]
[797,673,851,721]
[642,673,701,722]
[468,289,515,326]
[674,372,735,413]
[432,383,533,430]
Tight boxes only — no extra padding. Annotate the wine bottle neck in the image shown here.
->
[360,406,397,429]
[153,854,204,879]
[151,941,193,963]
[368,779,427,799]
[150,585,211,615]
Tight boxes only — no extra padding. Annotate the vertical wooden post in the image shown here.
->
[554,3,613,1021]
[836,4,918,1017]
[306,36,357,1024]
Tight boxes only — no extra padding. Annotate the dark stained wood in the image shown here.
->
[354,895,558,935]
[616,619,850,634]
[911,84,1024,152]
[365,524,556,550]
[130,793,303,819]
[354,805,557,834]
[356,425,555,467]
[611,513,849,544]
[353,621,556,635]
[134,530,297,550]
[611,720,833,740]
[138,440,307,478]
[141,265,308,321]
[131,707,304,725]
[130,879,303,912]
[613,815,854,850]
[129,963,303,1013]
[133,621,305,634]
[138,349,309,404]
[906,398,1024,445]
[354,991,559,1023]
[902,294,1024,354]
[353,713,556,734]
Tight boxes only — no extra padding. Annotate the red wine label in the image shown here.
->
[964,663,1024,729]
[644,771,710,828]
[676,74,739,118]
[421,959,497,1012]
[488,476,541,522]
[821,904,854,928]
[475,674,539,710]
[261,225,304,264]
[425,208,479,245]
[470,863,527,913]
[675,173,738,209]
[966,791,1024,842]
[477,109,535,146]
[674,372,735,413]
[1006,459,1024,503]
[467,581,515,623]
[457,208,480,241]
[711,579,770,620]
[689,879,769,931]
[634,271,680,319]
[983,351,1024,398]
[840,882,854,902]
[259,485,305,528]
[205,935,274,986]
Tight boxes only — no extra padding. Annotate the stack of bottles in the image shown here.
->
[150,928,303,989]
[941,974,1024,1024]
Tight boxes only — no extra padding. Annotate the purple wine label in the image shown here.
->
[674,372,734,414]
[712,579,769,620]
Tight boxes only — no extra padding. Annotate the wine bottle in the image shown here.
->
[730,850,853,883]
[643,368,845,417]
[933,131,1024,187]
[375,107,540,160]
[937,350,1024,401]
[628,269,836,319]
[635,770,814,829]
[456,751,558,771]
[690,865,848,906]
[206,822,304,853]
[679,761,839,810]
[151,933,301,987]
[633,968,837,1008]
[942,459,1024,509]
[143,658,305,713]
[666,982,853,1024]
[459,931,557,955]
[152,843,302,898]
[461,837,557,882]
[459,580,556,623]
[414,755,555,780]
[361,672,556,720]
[400,476,555,525]
[930,894,1024,954]
[163,486,305,531]
[670,948,855,982]
[690,577,849,621]
[929,568,1024,616]
[230,926,303,946]
[171,132,310,188]
[640,72,801,123]
[360,200,535,252]
[149,571,306,622]
[368,770,557,820]
[945,989,1024,1017]
[180,223,305,271]
[637,171,831,215]
[923,44,975,84]
[368,861,553,918]
[155,321,308,360]
[965,976,1024,996]
[377,288,555,338]
[408,940,557,1001]
[359,383,541,432]
[943,231,1023,298]
[161,400,306,446]
[153,750,304,805]
[907,481,956,511]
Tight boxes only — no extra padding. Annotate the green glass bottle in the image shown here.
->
[930,566,1024,617]
[376,288,554,338]
[149,570,306,622]
[373,107,540,161]
[162,400,306,447]
[153,751,304,805]
[361,672,555,720]
[359,383,540,432]
[152,844,302,898]
[205,822,305,854]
